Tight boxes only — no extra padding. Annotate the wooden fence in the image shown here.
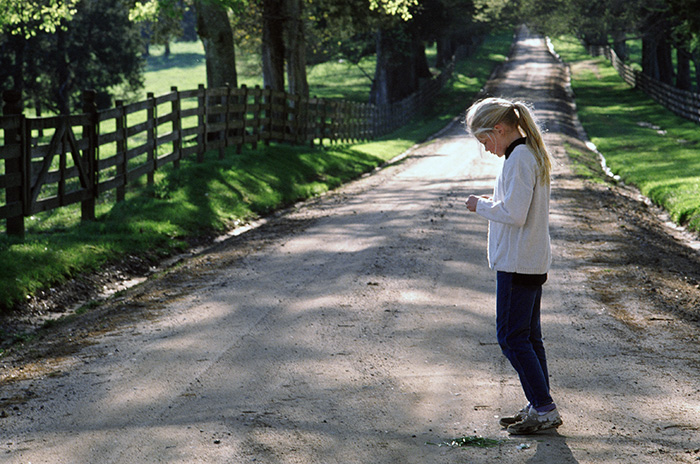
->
[0,59,454,238]
[588,44,700,124]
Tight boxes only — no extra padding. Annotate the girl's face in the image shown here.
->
[475,123,512,157]
[476,133,500,156]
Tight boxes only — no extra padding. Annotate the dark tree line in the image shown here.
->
[1,0,488,114]
[203,0,487,105]
[1,0,144,114]
[517,0,700,91]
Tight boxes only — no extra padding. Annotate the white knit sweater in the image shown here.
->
[475,143,551,275]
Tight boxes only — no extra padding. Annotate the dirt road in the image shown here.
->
[2,29,699,463]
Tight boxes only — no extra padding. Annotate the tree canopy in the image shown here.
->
[0,0,505,112]
[0,0,78,37]
[1,0,143,113]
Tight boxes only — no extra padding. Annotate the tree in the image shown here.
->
[0,0,77,103]
[302,0,426,105]
[256,0,468,103]
[139,1,186,56]
[0,0,144,113]
[0,0,77,37]
[676,45,692,90]
[257,0,308,96]
[195,0,238,88]
[667,0,700,90]
[370,25,415,104]
[667,0,700,36]
[411,0,482,69]
[285,0,308,97]
[133,0,241,90]
[370,0,481,105]
[261,0,284,91]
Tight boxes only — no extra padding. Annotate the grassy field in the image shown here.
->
[142,41,383,102]
[551,36,700,232]
[0,31,514,316]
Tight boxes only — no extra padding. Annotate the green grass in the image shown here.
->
[142,41,379,102]
[0,30,513,313]
[142,42,208,94]
[141,41,266,97]
[551,36,700,230]
[564,142,608,183]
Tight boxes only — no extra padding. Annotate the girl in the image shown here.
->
[464,97,562,434]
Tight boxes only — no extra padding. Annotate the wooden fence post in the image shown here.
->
[222,83,231,159]
[115,99,127,202]
[146,92,156,185]
[263,86,271,146]
[197,84,206,162]
[289,94,299,144]
[252,85,261,150]
[319,99,327,147]
[298,95,309,146]
[2,90,25,238]
[330,101,338,144]
[309,97,318,148]
[171,86,182,169]
[81,89,97,222]
[239,84,248,154]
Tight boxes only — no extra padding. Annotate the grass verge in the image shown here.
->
[551,36,700,231]
[0,30,513,314]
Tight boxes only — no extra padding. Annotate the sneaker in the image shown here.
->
[498,405,530,427]
[506,406,563,435]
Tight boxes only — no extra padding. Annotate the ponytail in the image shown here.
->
[465,98,552,186]
[513,102,552,186]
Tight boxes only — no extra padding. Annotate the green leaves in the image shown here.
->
[0,0,77,37]
[368,0,418,21]
[128,0,160,22]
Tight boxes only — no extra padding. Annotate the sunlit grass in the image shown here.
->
[551,36,700,231]
[142,41,378,101]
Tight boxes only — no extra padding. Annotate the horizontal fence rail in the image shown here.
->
[588,44,700,124]
[0,57,456,238]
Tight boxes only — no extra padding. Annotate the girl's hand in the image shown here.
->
[466,195,480,212]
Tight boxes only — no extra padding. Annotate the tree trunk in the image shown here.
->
[195,0,237,145]
[414,38,432,79]
[642,35,659,80]
[285,0,309,98]
[370,27,419,105]
[9,33,26,97]
[262,0,285,91]
[195,0,237,89]
[693,53,700,92]
[676,46,692,91]
[435,34,454,68]
[612,31,627,62]
[57,28,71,114]
[656,36,674,86]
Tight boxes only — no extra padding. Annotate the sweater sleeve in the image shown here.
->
[475,150,536,226]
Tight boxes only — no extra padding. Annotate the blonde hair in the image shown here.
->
[465,97,551,185]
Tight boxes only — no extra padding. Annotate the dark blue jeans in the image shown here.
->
[496,271,553,409]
